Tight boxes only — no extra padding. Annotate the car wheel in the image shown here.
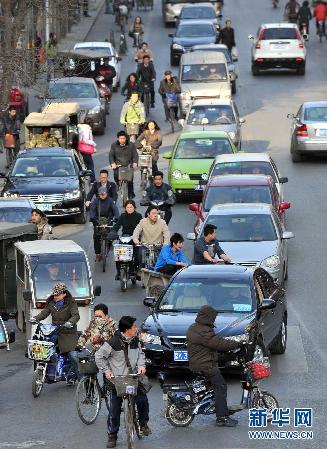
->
[291,150,304,162]
[231,80,237,94]
[297,64,305,76]
[270,315,287,354]
[170,54,178,67]
[251,64,259,76]
[74,202,87,224]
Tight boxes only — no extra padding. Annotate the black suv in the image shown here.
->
[0,148,91,224]
[141,265,287,372]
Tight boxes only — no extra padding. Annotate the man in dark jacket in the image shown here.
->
[97,57,117,89]
[140,171,175,224]
[219,19,236,52]
[187,305,240,427]
[158,70,181,120]
[2,106,21,166]
[297,1,312,33]
[136,55,156,108]
[109,130,139,199]
[90,186,120,261]
[86,169,118,207]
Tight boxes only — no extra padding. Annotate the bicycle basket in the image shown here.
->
[166,93,178,107]
[246,360,272,381]
[126,123,139,136]
[78,354,99,375]
[118,166,134,182]
[27,339,54,361]
[139,154,152,168]
[113,243,134,262]
[113,376,139,397]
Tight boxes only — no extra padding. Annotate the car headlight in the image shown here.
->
[181,92,191,100]
[261,255,280,269]
[64,190,81,200]
[172,169,182,180]
[139,332,161,345]
[228,132,236,140]
[172,43,183,50]
[225,334,249,343]
[3,192,19,198]
[182,173,189,180]
[88,106,101,114]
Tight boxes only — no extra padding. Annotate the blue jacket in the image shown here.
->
[89,197,120,223]
[155,245,190,271]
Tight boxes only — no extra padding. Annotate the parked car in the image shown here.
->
[74,41,122,91]
[0,147,92,224]
[169,20,218,66]
[188,203,294,284]
[163,131,237,201]
[141,264,288,372]
[178,51,231,116]
[287,101,327,162]
[191,43,238,93]
[0,198,35,223]
[248,23,306,76]
[189,174,290,232]
[45,77,106,134]
[179,98,244,149]
[207,152,288,198]
[178,3,221,30]
[162,0,222,26]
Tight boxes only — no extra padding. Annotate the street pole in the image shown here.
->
[45,0,50,42]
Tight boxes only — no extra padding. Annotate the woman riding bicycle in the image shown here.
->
[129,16,144,47]
[121,73,143,100]
[136,120,162,173]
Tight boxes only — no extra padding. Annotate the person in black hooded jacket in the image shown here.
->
[187,305,240,427]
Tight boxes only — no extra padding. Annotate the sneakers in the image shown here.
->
[216,416,238,427]
[106,433,117,448]
[139,422,152,436]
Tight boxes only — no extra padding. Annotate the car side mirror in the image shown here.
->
[260,298,276,311]
[117,56,122,62]
[248,34,255,40]
[162,151,172,159]
[232,55,238,62]
[8,330,15,344]
[93,285,101,297]
[282,231,294,240]
[168,33,174,38]
[217,13,223,18]
[287,113,295,119]
[143,297,155,307]
[279,177,288,184]
[279,201,291,212]
[239,118,245,124]
[188,203,199,214]
[23,290,32,302]
[187,232,196,240]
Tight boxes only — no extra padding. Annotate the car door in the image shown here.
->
[291,105,302,143]
[232,102,241,143]
[73,154,86,198]
[273,211,287,276]
[113,46,121,85]
[269,156,283,199]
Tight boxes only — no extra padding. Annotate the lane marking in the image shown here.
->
[0,442,46,448]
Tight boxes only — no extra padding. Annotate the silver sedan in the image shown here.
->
[288,101,327,162]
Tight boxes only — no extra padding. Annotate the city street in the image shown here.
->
[0,0,326,448]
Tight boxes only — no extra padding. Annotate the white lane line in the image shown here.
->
[0,442,46,448]
[274,325,308,374]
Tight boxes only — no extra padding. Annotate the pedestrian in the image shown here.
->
[30,208,52,240]
[95,315,151,448]
[44,32,57,81]
[136,55,156,108]
[158,70,181,121]
[129,16,144,47]
[154,233,190,275]
[109,130,139,199]
[193,224,231,265]
[136,120,162,173]
[86,169,118,207]
[83,0,91,17]
[77,117,96,182]
[1,105,21,167]
[120,73,143,99]
[218,19,236,52]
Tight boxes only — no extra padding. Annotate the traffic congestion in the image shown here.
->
[0,0,325,448]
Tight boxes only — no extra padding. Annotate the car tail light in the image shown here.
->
[255,29,265,49]
[295,29,304,48]
[256,58,265,62]
[295,57,303,62]
[296,123,308,137]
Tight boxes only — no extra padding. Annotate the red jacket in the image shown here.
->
[314,3,327,21]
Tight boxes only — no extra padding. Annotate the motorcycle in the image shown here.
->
[28,321,77,398]
[299,22,309,41]
[113,235,137,292]
[95,75,111,115]
[138,145,152,189]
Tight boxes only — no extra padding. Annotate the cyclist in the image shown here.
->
[314,1,327,36]
[136,120,162,173]
[136,55,156,108]
[1,105,20,167]
[86,169,118,207]
[90,186,120,262]
[140,171,175,224]
[119,92,145,131]
[284,0,300,23]
[154,233,190,275]
[134,42,154,64]
[30,208,52,240]
[158,70,181,121]
[297,1,312,35]
[95,315,150,448]
[120,73,143,99]
[129,16,144,47]
[187,305,241,427]
[193,224,231,264]
[109,130,139,199]
[97,57,117,90]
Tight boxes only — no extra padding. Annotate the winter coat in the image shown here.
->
[34,293,80,353]
[77,123,96,154]
[219,27,236,51]
[132,216,170,245]
[2,113,20,136]
[120,100,145,125]
[89,197,119,223]
[86,181,118,203]
[134,48,154,63]
[112,211,143,235]
[136,129,162,161]
[36,217,52,240]
[121,80,143,98]
[158,78,181,97]
[187,305,239,374]
[109,141,139,166]
[97,63,117,87]
[78,316,117,350]
[136,62,156,83]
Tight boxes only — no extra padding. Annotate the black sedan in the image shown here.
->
[141,264,287,372]
[0,148,92,224]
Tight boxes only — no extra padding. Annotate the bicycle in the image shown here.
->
[141,82,151,117]
[119,32,128,55]
[96,219,114,272]
[117,165,134,208]
[138,145,152,189]
[165,93,179,133]
[125,123,140,143]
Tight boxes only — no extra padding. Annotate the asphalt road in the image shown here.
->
[1,1,326,448]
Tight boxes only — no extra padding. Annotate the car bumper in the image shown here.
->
[253,58,305,70]
[170,179,205,196]
[85,112,103,130]
[294,139,327,153]
[33,200,83,217]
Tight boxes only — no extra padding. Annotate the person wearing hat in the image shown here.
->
[30,209,52,240]
[29,127,59,148]
[90,186,120,262]
[158,71,181,121]
[33,282,80,382]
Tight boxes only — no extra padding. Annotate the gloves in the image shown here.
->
[63,321,73,329]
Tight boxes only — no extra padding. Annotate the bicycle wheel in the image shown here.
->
[101,238,107,272]
[144,92,150,116]
[169,107,175,133]
[124,397,137,449]
[121,181,128,207]
[120,267,128,292]
[76,376,102,425]
[251,390,279,422]
[32,367,45,398]
[140,170,147,190]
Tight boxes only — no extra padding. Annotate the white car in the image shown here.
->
[73,41,122,91]
[248,23,306,76]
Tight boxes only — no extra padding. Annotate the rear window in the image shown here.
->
[304,107,327,122]
[261,28,297,40]
[213,161,277,181]
[203,185,272,211]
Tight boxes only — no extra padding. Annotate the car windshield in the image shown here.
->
[175,138,232,159]
[48,82,97,98]
[12,156,76,177]
[204,185,272,211]
[30,254,91,300]
[213,161,277,181]
[0,207,31,223]
[176,23,215,38]
[158,279,254,313]
[0,319,6,346]
[304,107,327,122]
[76,46,114,55]
[187,105,235,125]
[182,63,227,82]
[181,7,216,19]
[205,214,277,242]
[262,28,297,40]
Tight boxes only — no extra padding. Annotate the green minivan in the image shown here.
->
[163,131,238,200]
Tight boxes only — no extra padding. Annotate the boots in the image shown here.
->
[106,433,117,448]
[139,422,151,436]
[216,416,238,427]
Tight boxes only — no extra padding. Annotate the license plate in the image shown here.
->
[272,44,286,49]
[195,185,205,191]
[174,350,188,362]
[36,203,52,211]
[316,129,327,137]
[116,249,126,254]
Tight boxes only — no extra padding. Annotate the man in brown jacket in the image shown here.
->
[187,305,240,427]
